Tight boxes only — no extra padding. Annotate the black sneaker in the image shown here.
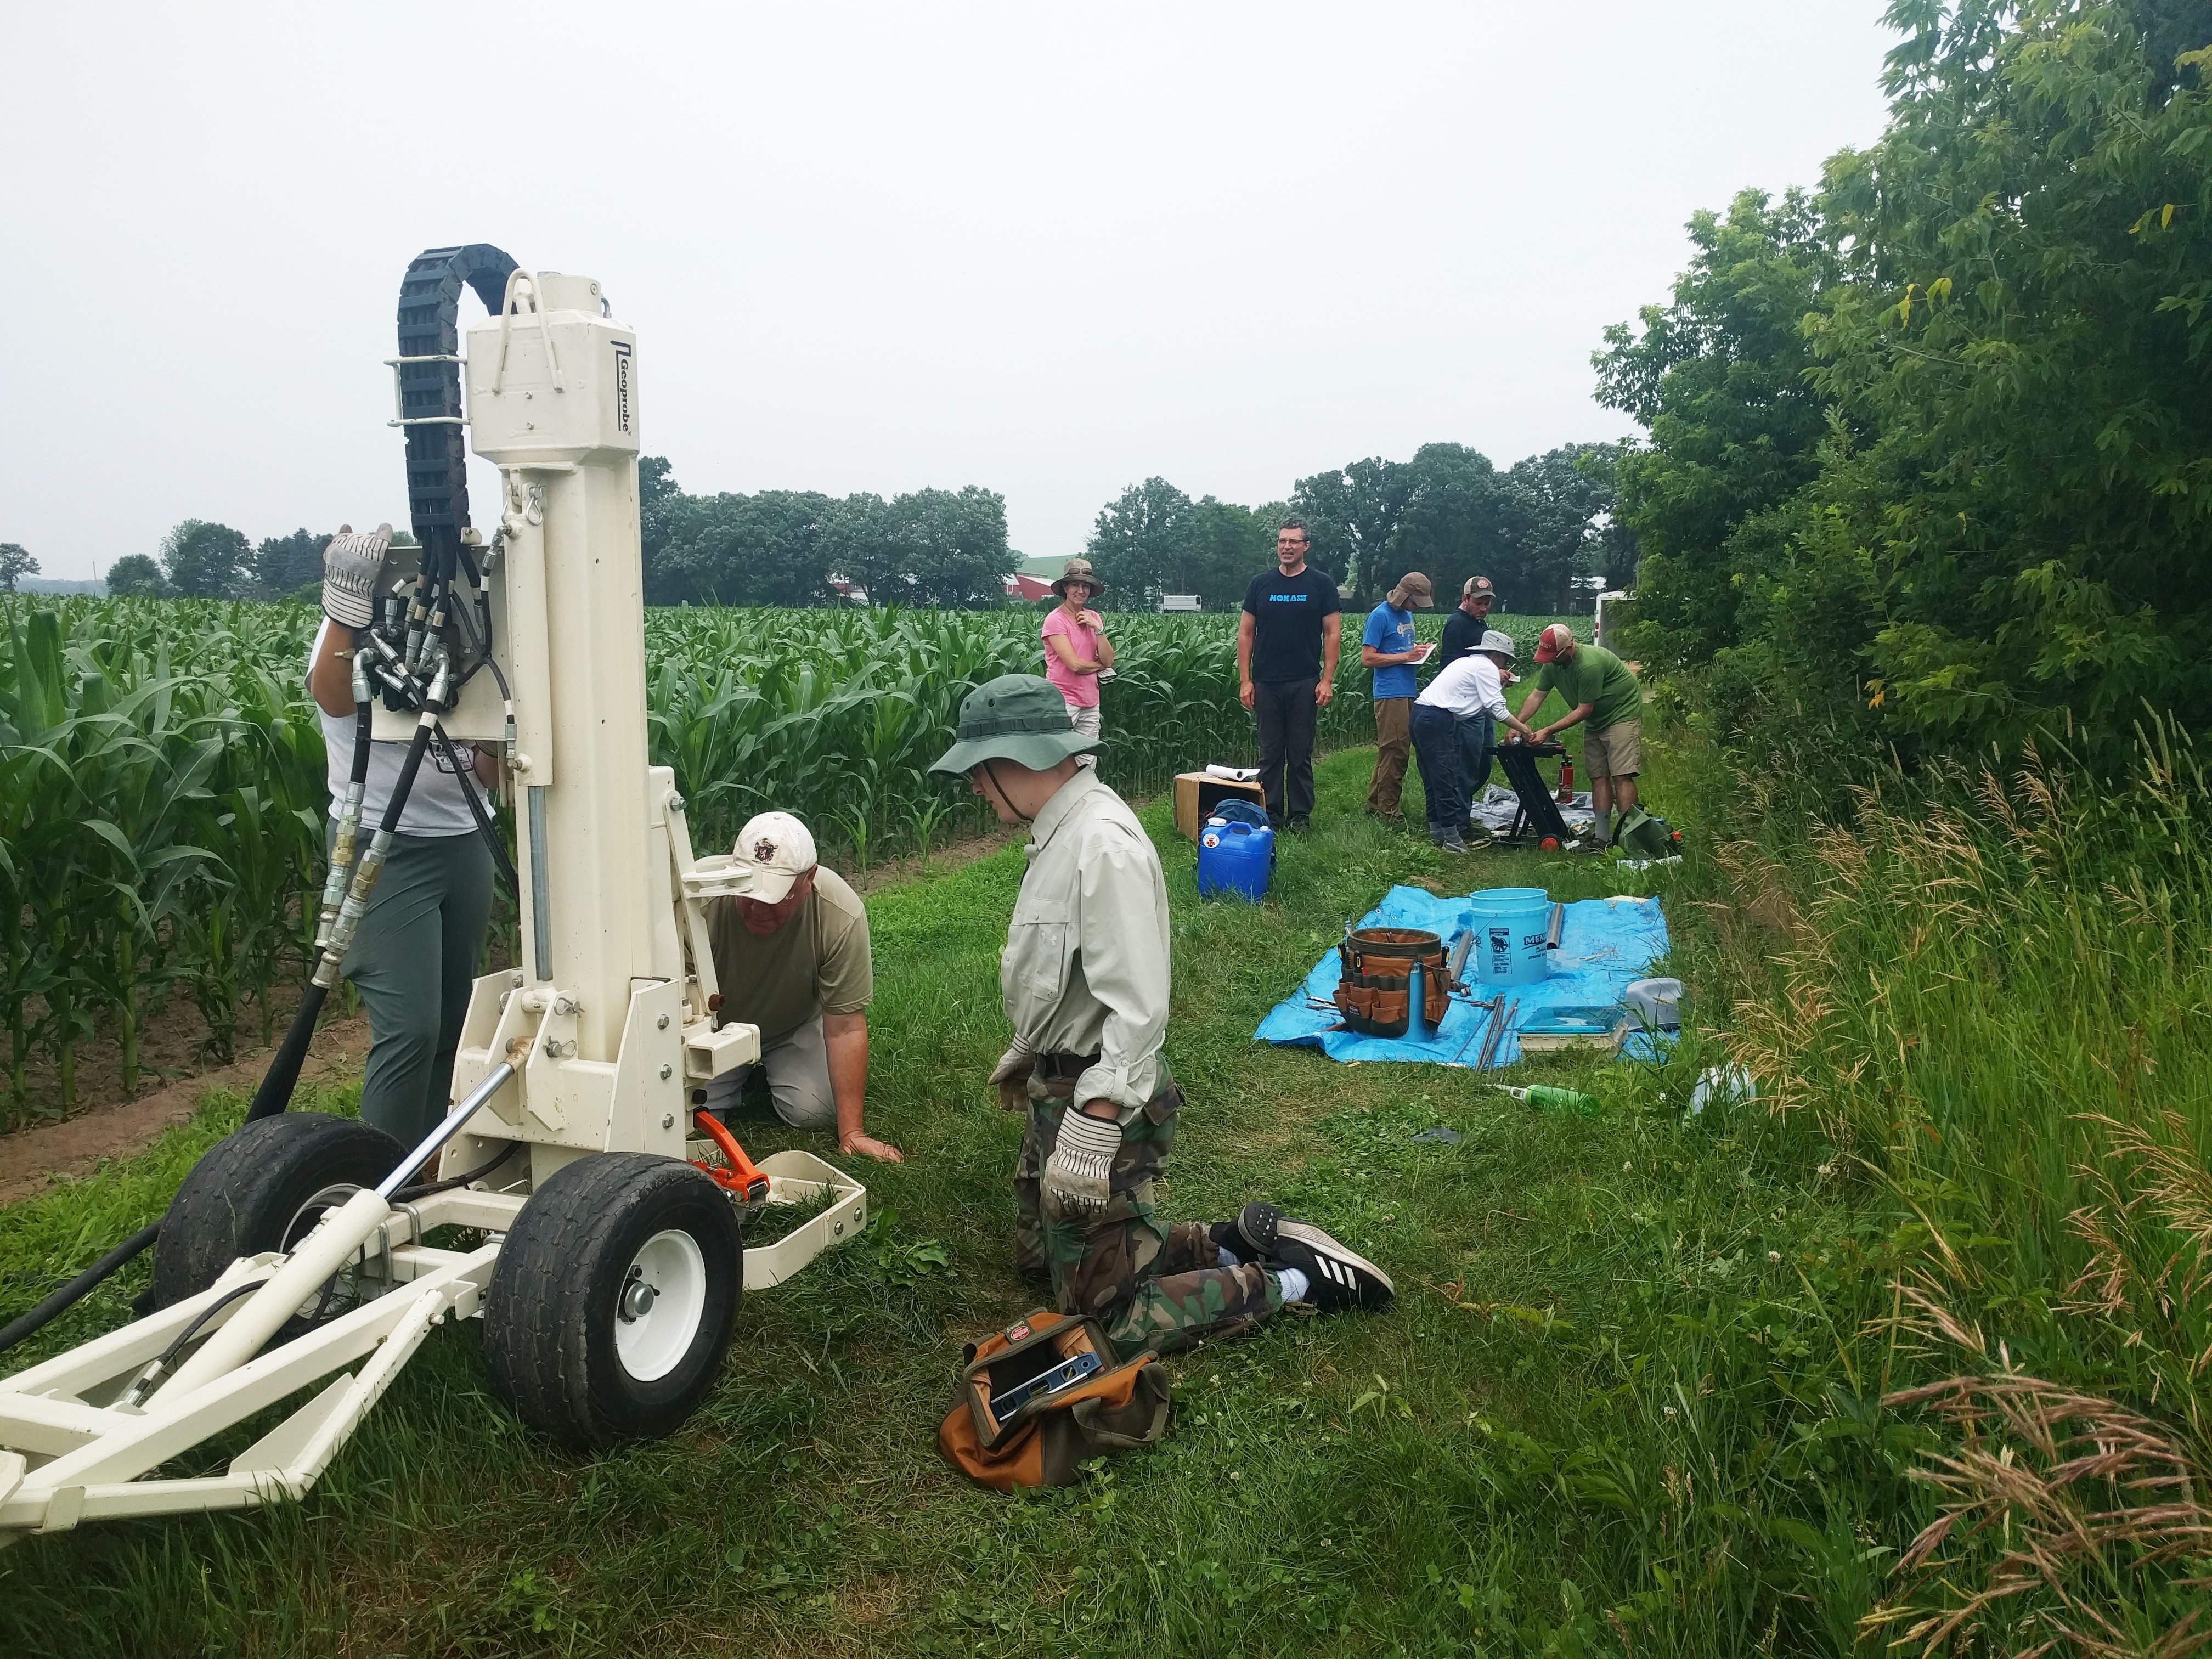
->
[1434,834,1470,854]
[1270,1223,1395,1312]
[1230,1200,1284,1257]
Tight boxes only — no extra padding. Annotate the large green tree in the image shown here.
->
[1290,458,1400,597]
[1593,188,1840,668]
[0,544,36,594]
[105,554,167,597]
[251,530,328,600]
[1803,0,2212,749]
[159,520,250,599]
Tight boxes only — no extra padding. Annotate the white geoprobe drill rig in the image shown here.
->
[0,245,864,1544]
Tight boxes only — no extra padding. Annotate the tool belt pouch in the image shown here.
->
[1333,927,1451,1035]
[938,1310,1170,1491]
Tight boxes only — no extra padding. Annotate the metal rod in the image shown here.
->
[527,785,552,980]
[1545,902,1565,951]
[376,1062,517,1199]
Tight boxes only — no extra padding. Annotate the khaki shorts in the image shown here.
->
[1583,720,1641,779]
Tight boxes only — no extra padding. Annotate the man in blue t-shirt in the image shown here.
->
[1238,519,1343,829]
[1359,572,1432,818]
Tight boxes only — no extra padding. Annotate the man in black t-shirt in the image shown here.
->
[1237,518,1342,828]
[1432,575,1502,808]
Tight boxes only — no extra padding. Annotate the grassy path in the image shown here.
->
[2,742,1816,1658]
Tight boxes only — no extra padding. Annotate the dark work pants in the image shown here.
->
[1252,676,1319,825]
[330,826,495,1148]
[1410,703,1467,842]
[1460,712,1496,802]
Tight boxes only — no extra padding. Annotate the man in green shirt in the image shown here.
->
[700,810,903,1162]
[1514,624,1645,845]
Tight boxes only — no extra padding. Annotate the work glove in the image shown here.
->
[1042,1108,1121,1216]
[989,1046,1033,1112]
[321,523,393,628]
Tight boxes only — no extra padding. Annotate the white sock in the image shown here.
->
[1274,1267,1311,1305]
[1217,1243,1243,1268]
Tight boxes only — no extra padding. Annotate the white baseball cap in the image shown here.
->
[732,811,817,904]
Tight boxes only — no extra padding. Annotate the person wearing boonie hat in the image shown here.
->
[929,675,1393,1350]
[1359,571,1433,819]
[1413,629,1537,851]
[697,809,902,1161]
[1041,557,1114,768]
[1514,624,1644,846]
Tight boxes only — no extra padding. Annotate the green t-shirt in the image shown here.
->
[1537,644,1641,731]
[707,867,873,1045]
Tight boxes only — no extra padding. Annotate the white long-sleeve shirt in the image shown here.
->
[999,769,1170,1115]
[1415,651,1510,723]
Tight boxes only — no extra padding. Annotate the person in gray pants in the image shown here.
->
[307,618,498,1147]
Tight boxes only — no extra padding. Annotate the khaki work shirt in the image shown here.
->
[1001,770,1170,1116]
[706,867,873,1046]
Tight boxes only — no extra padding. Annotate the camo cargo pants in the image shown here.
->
[1013,1068,1281,1358]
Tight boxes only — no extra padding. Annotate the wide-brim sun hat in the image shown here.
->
[930,674,1104,775]
[1476,629,1517,662]
[1050,557,1107,597]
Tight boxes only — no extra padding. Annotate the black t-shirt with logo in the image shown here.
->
[1242,566,1343,683]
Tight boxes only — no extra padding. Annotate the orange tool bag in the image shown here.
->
[938,1310,1170,1491]
[1333,926,1452,1037]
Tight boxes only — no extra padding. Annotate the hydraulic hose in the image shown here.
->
[0,1222,162,1358]
[435,724,521,896]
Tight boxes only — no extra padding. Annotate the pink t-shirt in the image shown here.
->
[1041,606,1102,706]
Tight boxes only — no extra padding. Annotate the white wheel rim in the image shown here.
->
[613,1228,708,1383]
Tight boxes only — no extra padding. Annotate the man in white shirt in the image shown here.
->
[930,674,1392,1355]
[1410,630,1536,853]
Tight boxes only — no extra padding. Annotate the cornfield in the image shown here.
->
[2,595,1575,1128]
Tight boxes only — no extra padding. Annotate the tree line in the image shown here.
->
[97,524,339,602]
[1602,0,2210,770]
[1087,443,1635,613]
[36,438,1638,614]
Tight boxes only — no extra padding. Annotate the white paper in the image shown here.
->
[1204,764,1261,781]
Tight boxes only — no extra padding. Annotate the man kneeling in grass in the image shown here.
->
[931,674,1392,1356]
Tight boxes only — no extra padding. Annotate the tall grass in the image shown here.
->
[1681,721,2212,1651]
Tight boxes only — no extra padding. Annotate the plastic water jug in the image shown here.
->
[1197,812,1273,901]
[1466,887,1551,986]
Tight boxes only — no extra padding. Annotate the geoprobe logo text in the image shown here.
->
[612,341,633,433]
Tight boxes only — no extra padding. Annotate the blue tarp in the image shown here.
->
[1254,886,1671,1069]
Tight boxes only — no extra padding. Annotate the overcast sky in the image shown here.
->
[3,3,1897,580]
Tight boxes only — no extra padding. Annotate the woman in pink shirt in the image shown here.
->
[1041,557,1114,766]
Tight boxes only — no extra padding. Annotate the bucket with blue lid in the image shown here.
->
[1197,802,1274,901]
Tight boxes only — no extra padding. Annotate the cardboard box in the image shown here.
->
[1173,771,1268,840]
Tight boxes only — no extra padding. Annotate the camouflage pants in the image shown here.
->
[1013,1069,1280,1358]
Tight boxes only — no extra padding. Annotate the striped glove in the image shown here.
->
[1043,1109,1120,1215]
[321,524,392,628]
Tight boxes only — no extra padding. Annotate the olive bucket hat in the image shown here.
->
[929,674,1103,775]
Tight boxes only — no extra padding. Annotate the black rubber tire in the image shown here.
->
[482,1153,742,1448]
[151,1114,405,1310]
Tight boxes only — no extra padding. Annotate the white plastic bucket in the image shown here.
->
[1468,887,1550,986]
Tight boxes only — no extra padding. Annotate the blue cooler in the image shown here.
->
[1197,802,1274,901]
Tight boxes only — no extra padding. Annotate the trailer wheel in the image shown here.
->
[151,1114,405,1310]
[483,1153,742,1447]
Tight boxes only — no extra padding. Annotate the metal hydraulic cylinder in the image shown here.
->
[464,271,658,1063]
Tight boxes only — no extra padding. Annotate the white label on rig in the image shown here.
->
[612,341,633,435]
